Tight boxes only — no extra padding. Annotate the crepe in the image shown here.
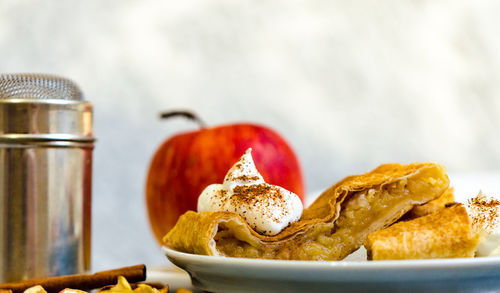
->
[404,187,455,219]
[365,204,479,260]
[164,162,450,260]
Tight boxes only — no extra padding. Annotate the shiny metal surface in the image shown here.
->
[0,99,94,142]
[0,74,93,282]
[0,73,83,101]
[0,144,92,281]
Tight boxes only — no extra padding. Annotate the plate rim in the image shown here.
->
[162,246,500,270]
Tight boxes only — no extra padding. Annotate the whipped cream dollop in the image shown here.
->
[464,191,500,257]
[197,148,303,236]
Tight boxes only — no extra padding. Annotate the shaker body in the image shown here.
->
[0,142,92,282]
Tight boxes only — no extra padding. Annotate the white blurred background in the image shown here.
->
[1,0,500,270]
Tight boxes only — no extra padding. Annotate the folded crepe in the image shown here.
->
[365,204,479,260]
[404,187,455,220]
[164,162,450,260]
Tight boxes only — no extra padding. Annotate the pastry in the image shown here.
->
[164,154,450,260]
[404,187,455,219]
[364,204,479,260]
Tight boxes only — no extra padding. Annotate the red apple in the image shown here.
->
[145,110,305,244]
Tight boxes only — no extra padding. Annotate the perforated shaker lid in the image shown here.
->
[0,73,95,144]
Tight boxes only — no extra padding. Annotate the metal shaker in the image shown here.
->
[0,74,94,282]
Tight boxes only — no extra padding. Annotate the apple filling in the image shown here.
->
[214,227,263,258]
[214,170,447,260]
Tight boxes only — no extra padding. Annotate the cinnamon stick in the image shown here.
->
[0,265,146,293]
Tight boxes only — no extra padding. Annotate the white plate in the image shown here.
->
[163,247,500,293]
[146,266,198,292]
[163,173,500,293]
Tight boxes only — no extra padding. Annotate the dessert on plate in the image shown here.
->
[164,148,484,261]
[365,204,479,260]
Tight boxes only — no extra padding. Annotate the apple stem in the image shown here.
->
[160,110,207,128]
